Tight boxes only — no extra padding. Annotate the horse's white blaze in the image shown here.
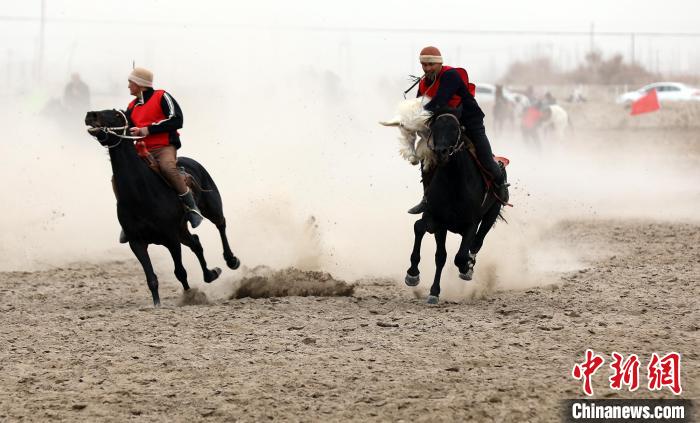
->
[380,97,437,171]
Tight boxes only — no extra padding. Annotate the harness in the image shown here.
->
[428,113,465,156]
[89,109,145,149]
[430,112,511,207]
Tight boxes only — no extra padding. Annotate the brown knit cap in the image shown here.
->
[419,46,443,63]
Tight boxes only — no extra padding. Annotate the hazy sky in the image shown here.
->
[1,0,698,92]
[3,0,699,32]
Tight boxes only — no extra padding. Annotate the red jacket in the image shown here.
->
[127,90,172,151]
[418,66,476,108]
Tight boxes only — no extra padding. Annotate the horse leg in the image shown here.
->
[427,228,448,304]
[179,229,222,283]
[166,240,191,291]
[128,240,160,307]
[196,188,240,271]
[405,218,427,286]
[470,203,502,256]
[215,218,240,270]
[455,223,479,280]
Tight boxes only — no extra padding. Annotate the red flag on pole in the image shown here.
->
[630,89,660,116]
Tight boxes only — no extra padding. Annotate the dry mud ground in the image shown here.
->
[1,119,699,422]
[0,219,698,422]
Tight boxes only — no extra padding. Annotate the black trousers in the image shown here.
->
[421,119,504,191]
[463,120,504,184]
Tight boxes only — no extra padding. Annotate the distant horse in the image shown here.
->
[85,109,240,306]
[539,104,571,139]
[522,104,571,146]
[405,108,505,304]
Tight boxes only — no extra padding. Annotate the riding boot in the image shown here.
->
[495,161,510,203]
[408,165,435,214]
[407,195,427,214]
[119,228,128,244]
[179,189,204,228]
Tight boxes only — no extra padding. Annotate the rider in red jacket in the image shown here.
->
[408,46,508,214]
[117,67,202,243]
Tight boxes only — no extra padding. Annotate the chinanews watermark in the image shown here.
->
[564,350,693,422]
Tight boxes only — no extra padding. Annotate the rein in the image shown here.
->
[90,109,145,148]
[430,113,464,156]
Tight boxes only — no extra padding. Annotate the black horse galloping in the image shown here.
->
[405,108,506,304]
[85,109,240,306]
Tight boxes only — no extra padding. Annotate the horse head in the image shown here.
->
[85,109,129,146]
[427,106,463,164]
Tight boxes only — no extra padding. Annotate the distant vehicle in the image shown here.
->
[475,83,530,106]
[616,82,700,105]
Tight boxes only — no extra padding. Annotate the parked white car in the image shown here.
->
[475,83,529,106]
[616,82,700,105]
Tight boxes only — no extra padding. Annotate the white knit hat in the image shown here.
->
[128,67,153,88]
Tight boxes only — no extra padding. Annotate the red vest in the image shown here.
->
[127,90,171,150]
[418,66,476,108]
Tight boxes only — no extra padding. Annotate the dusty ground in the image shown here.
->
[0,218,697,422]
[1,106,699,421]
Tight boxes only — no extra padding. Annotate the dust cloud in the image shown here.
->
[1,15,698,302]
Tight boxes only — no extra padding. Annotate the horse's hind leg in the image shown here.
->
[198,191,240,270]
[405,218,427,287]
[470,203,502,256]
[129,241,160,307]
[455,223,479,281]
[427,228,448,304]
[215,218,240,270]
[166,241,192,291]
[179,229,222,283]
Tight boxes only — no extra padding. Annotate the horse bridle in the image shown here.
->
[429,113,465,156]
[89,109,145,149]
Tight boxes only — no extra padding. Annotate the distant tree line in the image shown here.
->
[499,51,698,85]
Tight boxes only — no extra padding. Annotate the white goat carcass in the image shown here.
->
[379,97,437,171]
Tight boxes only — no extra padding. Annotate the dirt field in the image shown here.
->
[0,219,698,422]
[1,108,699,421]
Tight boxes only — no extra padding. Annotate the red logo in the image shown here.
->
[572,350,683,396]
[609,352,640,391]
[572,349,605,396]
[648,352,682,395]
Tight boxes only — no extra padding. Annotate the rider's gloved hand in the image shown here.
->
[129,127,149,136]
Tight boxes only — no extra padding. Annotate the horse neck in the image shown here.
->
[445,150,485,199]
[108,139,164,201]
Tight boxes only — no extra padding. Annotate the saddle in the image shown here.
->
[135,141,201,194]
[462,137,512,207]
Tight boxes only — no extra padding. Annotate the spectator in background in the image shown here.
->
[542,91,557,107]
[63,72,90,113]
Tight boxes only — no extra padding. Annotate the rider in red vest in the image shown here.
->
[408,46,508,214]
[117,67,202,243]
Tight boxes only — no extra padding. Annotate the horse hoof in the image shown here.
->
[459,269,474,281]
[204,267,222,283]
[227,256,240,270]
[426,295,439,305]
[405,273,420,287]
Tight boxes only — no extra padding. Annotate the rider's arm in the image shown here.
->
[423,69,463,112]
[147,92,183,134]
